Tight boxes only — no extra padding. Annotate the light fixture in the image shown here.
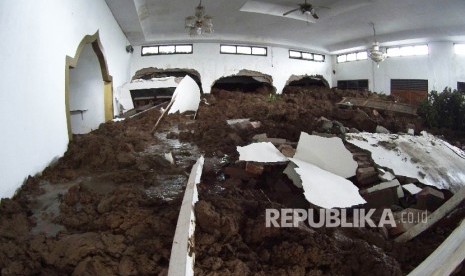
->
[368,22,386,66]
[185,0,213,36]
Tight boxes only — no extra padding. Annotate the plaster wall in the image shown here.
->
[130,43,332,94]
[332,42,465,94]
[0,0,131,198]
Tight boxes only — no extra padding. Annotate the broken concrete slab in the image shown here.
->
[237,142,288,163]
[294,132,358,178]
[289,158,366,209]
[389,208,429,236]
[168,156,204,276]
[360,180,404,208]
[402,183,422,195]
[346,132,465,193]
[378,168,396,182]
[168,75,201,114]
[415,187,445,212]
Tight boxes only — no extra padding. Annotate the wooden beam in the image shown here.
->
[395,187,465,243]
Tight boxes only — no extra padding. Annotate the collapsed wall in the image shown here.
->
[211,70,275,94]
[282,74,330,94]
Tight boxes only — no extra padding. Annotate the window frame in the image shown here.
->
[220,44,268,56]
[289,50,325,62]
[454,44,465,55]
[336,51,368,63]
[386,44,429,58]
[141,44,194,56]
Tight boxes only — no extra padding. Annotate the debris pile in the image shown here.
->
[1,85,465,275]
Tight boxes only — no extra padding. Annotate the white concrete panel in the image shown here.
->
[289,158,366,209]
[237,142,288,163]
[294,132,357,178]
[0,0,131,198]
[347,132,465,193]
[403,184,422,195]
[168,76,201,114]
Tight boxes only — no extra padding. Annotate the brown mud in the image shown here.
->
[1,86,464,275]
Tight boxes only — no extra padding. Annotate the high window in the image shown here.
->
[289,50,325,62]
[141,44,193,56]
[337,51,368,63]
[386,45,428,57]
[220,45,267,56]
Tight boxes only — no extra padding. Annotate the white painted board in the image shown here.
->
[403,184,422,195]
[289,158,366,209]
[294,132,358,178]
[168,75,201,114]
[237,142,288,163]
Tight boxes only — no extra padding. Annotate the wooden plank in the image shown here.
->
[337,97,417,115]
[395,187,465,243]
[408,219,465,276]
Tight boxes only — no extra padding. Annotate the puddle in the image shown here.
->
[29,180,76,237]
[149,125,201,169]
[30,122,201,237]
[145,174,187,201]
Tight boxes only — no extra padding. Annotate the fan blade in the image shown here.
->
[240,1,316,23]
[283,8,300,16]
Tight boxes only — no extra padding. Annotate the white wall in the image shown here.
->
[0,0,131,198]
[130,43,332,94]
[69,44,105,134]
[332,42,465,94]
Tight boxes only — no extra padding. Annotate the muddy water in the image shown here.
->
[29,122,201,238]
[30,180,73,237]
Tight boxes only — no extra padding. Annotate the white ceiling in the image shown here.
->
[105,0,465,54]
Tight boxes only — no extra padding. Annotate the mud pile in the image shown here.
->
[181,88,420,156]
[0,108,197,275]
[194,175,403,275]
[194,161,465,275]
[0,86,463,275]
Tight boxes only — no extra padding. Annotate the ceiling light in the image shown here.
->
[185,0,213,36]
[368,22,386,66]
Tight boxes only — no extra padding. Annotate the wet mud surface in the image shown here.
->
[1,87,464,275]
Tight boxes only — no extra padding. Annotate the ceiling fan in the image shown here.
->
[282,0,326,19]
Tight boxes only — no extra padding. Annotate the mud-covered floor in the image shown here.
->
[1,87,465,275]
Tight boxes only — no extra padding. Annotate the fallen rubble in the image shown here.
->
[2,86,465,275]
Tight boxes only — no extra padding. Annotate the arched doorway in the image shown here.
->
[65,32,113,139]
